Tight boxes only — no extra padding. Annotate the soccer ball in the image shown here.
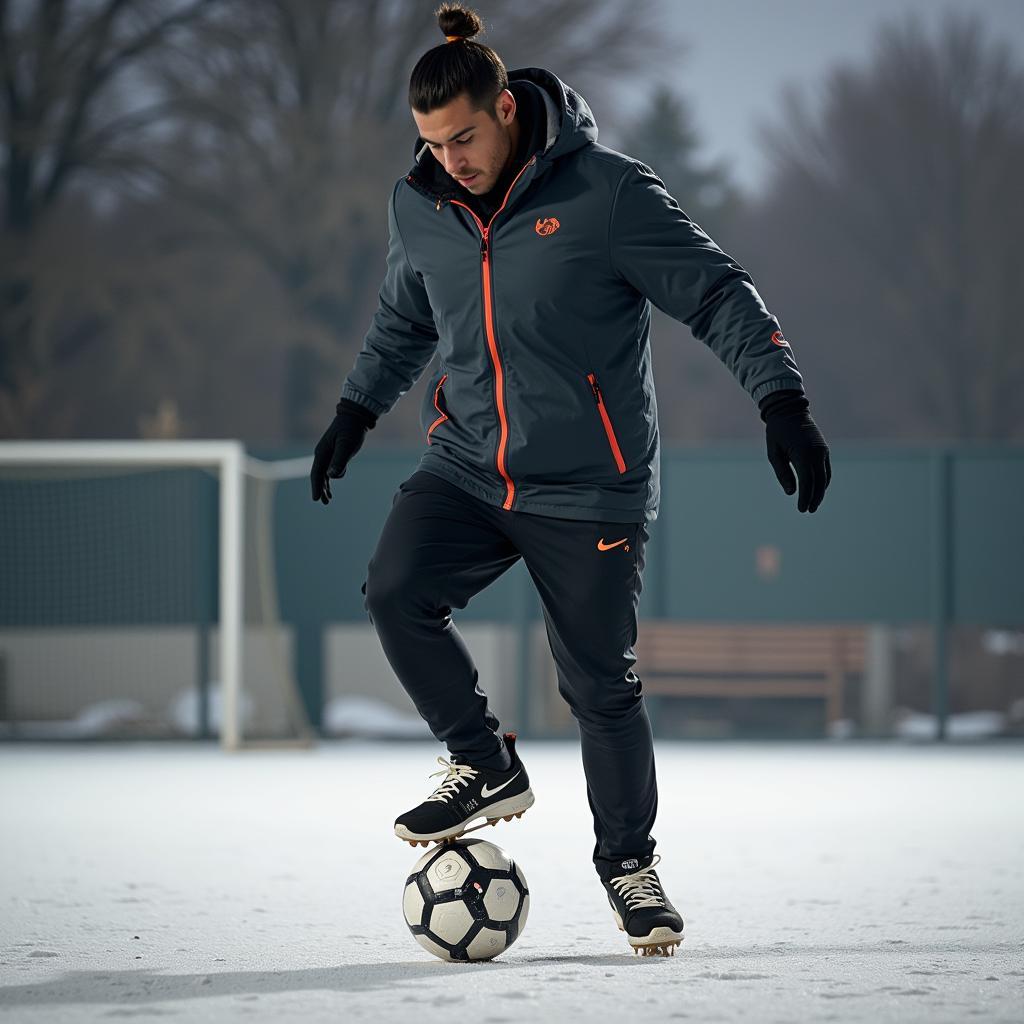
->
[402,837,529,962]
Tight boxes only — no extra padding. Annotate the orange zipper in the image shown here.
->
[448,157,536,510]
[426,372,449,444]
[586,372,627,474]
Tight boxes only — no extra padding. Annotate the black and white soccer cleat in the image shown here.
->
[394,732,535,847]
[600,853,684,956]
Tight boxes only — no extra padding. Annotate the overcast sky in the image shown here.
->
[630,0,1024,195]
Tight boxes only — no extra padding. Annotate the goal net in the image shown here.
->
[0,441,314,749]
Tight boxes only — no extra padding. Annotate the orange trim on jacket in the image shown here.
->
[449,156,537,510]
[426,372,449,443]
[587,372,627,474]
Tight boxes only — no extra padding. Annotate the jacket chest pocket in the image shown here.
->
[586,372,627,474]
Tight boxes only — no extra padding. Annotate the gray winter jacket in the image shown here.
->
[340,67,805,523]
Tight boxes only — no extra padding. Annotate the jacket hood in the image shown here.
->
[407,67,598,199]
[504,66,598,161]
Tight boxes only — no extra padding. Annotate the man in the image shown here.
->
[311,9,831,957]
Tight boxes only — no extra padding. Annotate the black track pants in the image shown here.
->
[361,468,657,874]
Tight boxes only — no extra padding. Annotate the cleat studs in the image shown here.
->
[634,943,673,957]
[626,937,681,957]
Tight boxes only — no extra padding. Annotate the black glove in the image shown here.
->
[758,389,831,514]
[310,398,378,505]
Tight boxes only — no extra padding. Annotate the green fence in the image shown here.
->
[2,443,1022,739]
[259,442,1024,737]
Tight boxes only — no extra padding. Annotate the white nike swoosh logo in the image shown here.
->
[481,771,522,799]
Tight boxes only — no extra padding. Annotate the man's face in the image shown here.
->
[412,90,517,195]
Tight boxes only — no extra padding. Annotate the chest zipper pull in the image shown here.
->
[436,197,442,211]
[480,233,488,262]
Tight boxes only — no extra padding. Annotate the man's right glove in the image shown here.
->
[310,398,378,505]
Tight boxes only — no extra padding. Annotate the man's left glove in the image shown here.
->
[757,390,832,514]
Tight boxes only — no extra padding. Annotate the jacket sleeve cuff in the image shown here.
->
[339,384,389,418]
[751,377,806,405]
[335,396,379,429]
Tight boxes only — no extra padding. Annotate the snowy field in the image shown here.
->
[1,741,1022,1023]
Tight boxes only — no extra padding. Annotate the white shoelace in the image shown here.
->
[424,756,479,804]
[610,853,666,910]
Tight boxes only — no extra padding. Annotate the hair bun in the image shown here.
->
[436,2,483,42]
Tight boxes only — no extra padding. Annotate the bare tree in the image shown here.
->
[619,84,741,240]
[743,10,1024,441]
[0,0,212,435]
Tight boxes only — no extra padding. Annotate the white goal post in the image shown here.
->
[0,441,249,749]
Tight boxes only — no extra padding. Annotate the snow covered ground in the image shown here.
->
[1,741,1021,1023]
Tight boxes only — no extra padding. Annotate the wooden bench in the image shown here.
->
[635,622,866,733]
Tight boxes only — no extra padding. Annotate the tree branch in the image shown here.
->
[43,0,213,208]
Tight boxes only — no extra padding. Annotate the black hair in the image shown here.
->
[408,3,508,119]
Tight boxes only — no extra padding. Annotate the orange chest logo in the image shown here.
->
[535,217,560,236]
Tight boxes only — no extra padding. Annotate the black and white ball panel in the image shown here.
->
[402,839,530,962]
